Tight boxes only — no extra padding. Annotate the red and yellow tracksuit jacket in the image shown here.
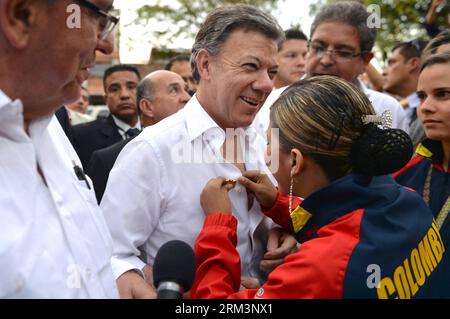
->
[191,174,450,299]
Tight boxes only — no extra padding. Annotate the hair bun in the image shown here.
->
[350,124,413,176]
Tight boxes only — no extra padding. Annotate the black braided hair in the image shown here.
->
[350,124,413,176]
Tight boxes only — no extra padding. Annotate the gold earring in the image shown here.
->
[289,176,293,215]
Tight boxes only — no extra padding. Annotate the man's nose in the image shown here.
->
[120,87,131,99]
[96,33,114,56]
[253,71,274,94]
[180,90,191,103]
[319,51,334,66]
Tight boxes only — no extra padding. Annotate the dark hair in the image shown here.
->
[420,51,450,73]
[310,1,376,54]
[103,64,141,91]
[191,4,284,82]
[279,29,308,51]
[422,30,450,58]
[165,55,190,71]
[392,39,428,61]
[271,76,412,181]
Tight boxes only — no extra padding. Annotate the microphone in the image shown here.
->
[153,240,196,299]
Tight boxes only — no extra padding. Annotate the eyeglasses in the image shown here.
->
[75,0,119,40]
[308,42,368,62]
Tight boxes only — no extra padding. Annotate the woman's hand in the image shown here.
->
[238,171,278,210]
[200,177,236,216]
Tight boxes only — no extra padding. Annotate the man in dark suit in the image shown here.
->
[88,70,191,202]
[72,64,141,168]
[55,106,75,145]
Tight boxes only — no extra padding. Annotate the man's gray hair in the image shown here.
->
[136,78,154,115]
[191,4,284,82]
[310,1,377,54]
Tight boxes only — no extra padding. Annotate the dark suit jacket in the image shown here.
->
[55,106,75,145]
[87,138,133,203]
[72,114,123,169]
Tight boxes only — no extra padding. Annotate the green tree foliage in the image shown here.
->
[310,0,449,57]
[137,0,278,48]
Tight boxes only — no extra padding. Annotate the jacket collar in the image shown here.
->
[294,174,400,239]
[417,139,448,170]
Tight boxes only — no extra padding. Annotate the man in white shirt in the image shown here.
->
[0,0,119,298]
[101,4,296,298]
[383,40,428,147]
[305,1,408,132]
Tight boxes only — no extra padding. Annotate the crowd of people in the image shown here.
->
[0,0,449,299]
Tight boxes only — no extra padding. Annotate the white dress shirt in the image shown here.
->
[112,115,141,140]
[102,95,273,280]
[252,86,287,136]
[254,82,409,143]
[0,90,118,298]
[405,92,421,122]
[68,109,94,126]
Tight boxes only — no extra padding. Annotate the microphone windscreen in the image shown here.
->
[153,240,196,291]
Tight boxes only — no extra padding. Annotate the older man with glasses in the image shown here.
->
[305,1,408,132]
[0,0,119,298]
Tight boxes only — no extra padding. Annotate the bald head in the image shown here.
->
[137,70,191,127]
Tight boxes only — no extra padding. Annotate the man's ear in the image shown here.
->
[139,99,154,119]
[290,149,305,177]
[407,56,421,73]
[362,52,374,66]
[195,49,213,81]
[0,0,40,49]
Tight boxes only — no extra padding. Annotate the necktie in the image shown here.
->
[126,128,140,138]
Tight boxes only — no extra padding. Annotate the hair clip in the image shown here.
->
[362,110,392,129]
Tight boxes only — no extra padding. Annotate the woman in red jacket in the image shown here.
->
[191,76,450,299]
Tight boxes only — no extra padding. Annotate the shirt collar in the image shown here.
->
[184,95,224,143]
[112,114,141,133]
[0,89,21,129]
[0,89,53,142]
[358,79,370,95]
[0,89,12,109]
[407,92,421,109]
[184,95,259,144]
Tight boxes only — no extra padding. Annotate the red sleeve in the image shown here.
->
[190,213,242,299]
[191,210,364,299]
[262,192,302,232]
